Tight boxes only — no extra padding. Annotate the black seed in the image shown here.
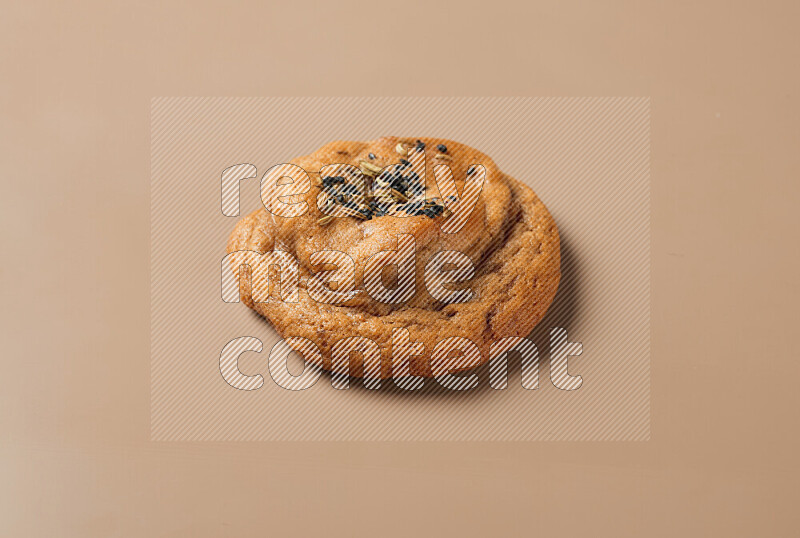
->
[399,158,411,167]
[368,153,376,160]
[323,184,346,201]
[467,166,475,175]
[446,195,458,201]
[390,176,406,191]
[415,140,425,151]
[437,144,447,153]
[340,184,360,195]
[322,175,346,186]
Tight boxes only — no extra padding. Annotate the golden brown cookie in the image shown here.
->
[226,137,560,379]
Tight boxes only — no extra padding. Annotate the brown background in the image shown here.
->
[1,0,798,536]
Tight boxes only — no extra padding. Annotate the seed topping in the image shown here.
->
[316,151,452,225]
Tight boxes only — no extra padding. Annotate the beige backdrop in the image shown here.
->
[2,0,798,536]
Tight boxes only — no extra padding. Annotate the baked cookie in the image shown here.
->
[226,137,560,379]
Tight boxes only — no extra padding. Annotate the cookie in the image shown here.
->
[226,137,560,379]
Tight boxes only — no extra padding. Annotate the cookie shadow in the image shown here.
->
[321,232,583,401]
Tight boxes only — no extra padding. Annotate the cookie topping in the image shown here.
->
[359,160,382,177]
[321,175,346,187]
[316,146,454,225]
[390,188,409,203]
[339,204,370,220]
